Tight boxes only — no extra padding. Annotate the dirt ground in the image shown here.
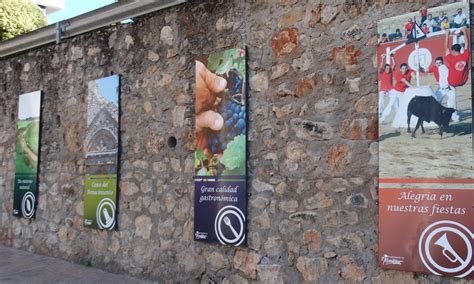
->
[379,74,473,179]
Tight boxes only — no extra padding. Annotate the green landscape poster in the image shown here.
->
[13,91,42,219]
[83,75,120,230]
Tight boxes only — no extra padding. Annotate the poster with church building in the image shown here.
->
[83,75,120,230]
[377,2,473,279]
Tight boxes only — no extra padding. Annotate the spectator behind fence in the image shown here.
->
[435,11,448,29]
[421,23,430,34]
[453,8,467,28]
[405,18,415,39]
[389,28,403,41]
[425,14,436,32]
[441,17,450,30]
[420,6,428,25]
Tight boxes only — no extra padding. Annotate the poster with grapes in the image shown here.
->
[194,48,247,246]
[13,91,42,219]
[83,75,120,230]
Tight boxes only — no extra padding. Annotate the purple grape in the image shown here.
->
[206,68,246,155]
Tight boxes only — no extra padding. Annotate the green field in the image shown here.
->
[25,120,39,155]
[15,119,38,174]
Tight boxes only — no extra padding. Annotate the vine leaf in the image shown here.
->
[220,134,245,171]
[222,165,245,176]
[197,167,211,176]
[195,150,205,168]
[207,49,240,75]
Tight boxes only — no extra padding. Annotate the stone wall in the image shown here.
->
[0,0,469,282]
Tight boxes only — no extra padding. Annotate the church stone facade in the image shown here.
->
[85,80,118,175]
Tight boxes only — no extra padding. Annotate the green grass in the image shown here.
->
[25,120,39,155]
[17,120,30,129]
[15,120,37,174]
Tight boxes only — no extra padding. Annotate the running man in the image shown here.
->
[381,63,415,122]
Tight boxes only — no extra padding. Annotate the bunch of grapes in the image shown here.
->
[226,68,243,98]
[207,69,246,154]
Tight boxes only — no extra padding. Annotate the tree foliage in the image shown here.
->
[0,0,47,40]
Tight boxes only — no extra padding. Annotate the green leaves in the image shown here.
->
[233,56,246,79]
[0,0,47,40]
[220,134,245,171]
[207,48,245,76]
[222,166,245,176]
[195,150,205,168]
[197,167,212,176]
[195,135,246,176]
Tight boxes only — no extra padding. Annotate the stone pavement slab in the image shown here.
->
[0,245,154,284]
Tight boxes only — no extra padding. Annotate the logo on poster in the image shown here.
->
[21,192,35,219]
[419,220,473,278]
[408,48,432,70]
[381,254,404,265]
[215,205,245,246]
[455,61,466,71]
[96,198,116,230]
[195,231,208,239]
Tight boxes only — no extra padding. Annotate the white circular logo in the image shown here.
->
[96,198,116,230]
[408,48,432,70]
[21,192,35,219]
[214,205,245,246]
[455,61,466,71]
[419,220,473,278]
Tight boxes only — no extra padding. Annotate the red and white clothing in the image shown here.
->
[381,69,414,122]
[428,63,459,121]
[444,50,468,122]
[437,64,456,106]
[428,65,440,82]
[405,22,415,33]
[379,71,394,117]
[394,70,414,92]
[379,71,393,92]
[445,49,470,87]
[428,64,449,89]
[380,70,414,122]
[420,8,427,17]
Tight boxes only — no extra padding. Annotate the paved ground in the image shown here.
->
[0,245,153,284]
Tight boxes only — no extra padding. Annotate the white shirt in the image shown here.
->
[425,19,435,32]
[454,13,467,25]
[438,64,449,89]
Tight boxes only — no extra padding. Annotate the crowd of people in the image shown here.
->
[379,7,469,44]
[378,27,470,124]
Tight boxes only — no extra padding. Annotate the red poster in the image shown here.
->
[377,3,473,279]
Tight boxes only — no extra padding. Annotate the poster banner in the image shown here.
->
[194,48,247,246]
[13,91,42,219]
[377,3,473,279]
[83,75,120,230]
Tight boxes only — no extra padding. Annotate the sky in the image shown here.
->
[97,75,119,106]
[18,91,42,120]
[47,0,116,24]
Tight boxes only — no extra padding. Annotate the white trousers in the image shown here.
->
[435,86,459,120]
[380,90,401,122]
[378,91,390,116]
